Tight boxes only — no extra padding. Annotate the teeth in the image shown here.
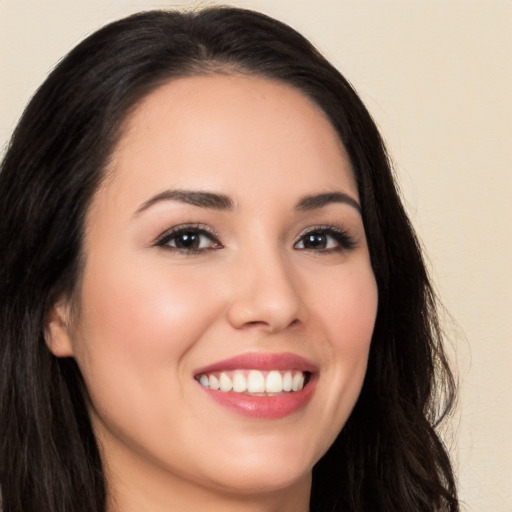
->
[283,371,292,392]
[232,372,247,393]
[199,374,209,388]
[209,374,220,390]
[198,370,307,394]
[219,372,233,392]
[292,372,305,392]
[265,371,283,393]
[247,370,265,393]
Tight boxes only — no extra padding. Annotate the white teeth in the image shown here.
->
[199,374,209,388]
[291,372,305,392]
[265,371,283,393]
[247,370,266,393]
[209,374,220,390]
[282,371,293,392]
[219,372,233,392]
[198,370,308,394]
[232,372,247,393]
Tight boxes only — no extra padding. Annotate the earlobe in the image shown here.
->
[44,299,75,357]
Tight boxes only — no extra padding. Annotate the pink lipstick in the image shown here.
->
[194,352,317,419]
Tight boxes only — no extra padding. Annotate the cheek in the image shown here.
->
[305,262,377,434]
[77,259,221,353]
[69,258,226,411]
[68,259,231,458]
[312,262,378,354]
[332,269,377,384]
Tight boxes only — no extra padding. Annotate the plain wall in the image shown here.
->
[1,1,511,510]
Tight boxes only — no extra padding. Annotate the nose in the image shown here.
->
[226,249,306,333]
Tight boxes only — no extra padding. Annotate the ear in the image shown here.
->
[44,298,75,357]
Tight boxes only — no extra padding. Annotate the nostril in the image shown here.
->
[225,280,304,332]
[241,320,270,329]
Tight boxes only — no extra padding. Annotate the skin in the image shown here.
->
[47,74,378,512]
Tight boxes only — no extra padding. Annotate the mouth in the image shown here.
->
[196,369,311,395]
[193,353,317,419]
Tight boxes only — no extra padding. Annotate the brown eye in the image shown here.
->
[301,233,329,249]
[294,227,356,252]
[156,226,222,253]
[171,231,204,250]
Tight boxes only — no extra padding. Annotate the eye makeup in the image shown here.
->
[154,223,222,255]
[294,224,356,252]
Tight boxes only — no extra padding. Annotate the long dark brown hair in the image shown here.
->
[0,7,458,512]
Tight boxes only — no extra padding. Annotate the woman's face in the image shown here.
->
[49,74,378,504]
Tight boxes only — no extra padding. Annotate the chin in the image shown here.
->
[211,464,311,497]
[199,441,315,496]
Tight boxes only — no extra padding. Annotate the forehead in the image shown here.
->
[102,73,357,206]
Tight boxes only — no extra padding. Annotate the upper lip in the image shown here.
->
[194,352,318,376]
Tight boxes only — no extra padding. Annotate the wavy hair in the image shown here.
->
[0,7,458,511]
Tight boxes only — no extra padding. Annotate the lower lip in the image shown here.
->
[199,377,317,419]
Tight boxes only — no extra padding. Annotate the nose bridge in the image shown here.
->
[226,241,303,332]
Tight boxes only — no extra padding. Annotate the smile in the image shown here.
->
[194,353,317,419]
[196,369,307,394]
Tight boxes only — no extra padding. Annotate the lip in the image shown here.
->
[194,352,318,375]
[194,352,318,419]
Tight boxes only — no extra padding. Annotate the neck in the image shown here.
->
[106,467,311,512]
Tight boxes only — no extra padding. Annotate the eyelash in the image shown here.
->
[155,224,222,255]
[294,225,356,253]
[155,224,356,255]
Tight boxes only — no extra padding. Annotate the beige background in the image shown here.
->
[1,1,511,510]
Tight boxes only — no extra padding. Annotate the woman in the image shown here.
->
[0,7,458,512]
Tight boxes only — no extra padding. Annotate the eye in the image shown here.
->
[155,225,222,254]
[294,226,356,252]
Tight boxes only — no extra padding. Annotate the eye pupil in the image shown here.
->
[175,232,199,249]
[304,233,327,249]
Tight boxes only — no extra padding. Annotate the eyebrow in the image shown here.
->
[134,189,361,216]
[134,190,235,216]
[296,192,361,214]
